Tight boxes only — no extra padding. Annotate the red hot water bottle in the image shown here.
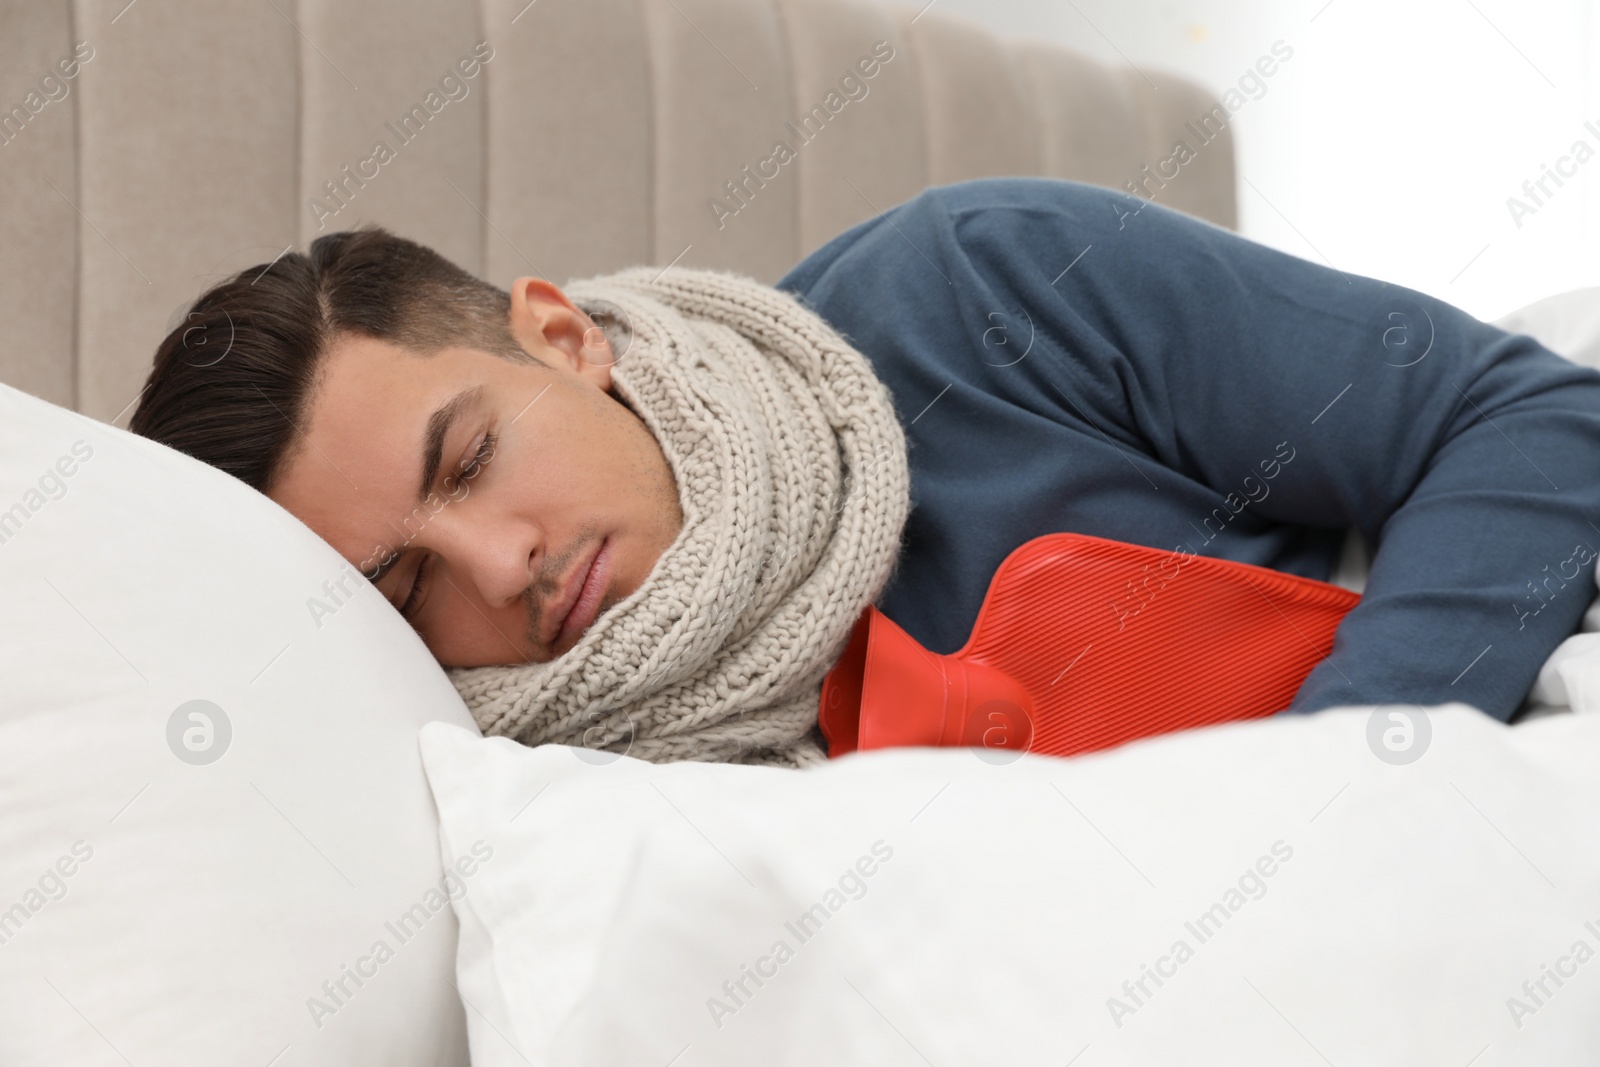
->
[818,533,1360,759]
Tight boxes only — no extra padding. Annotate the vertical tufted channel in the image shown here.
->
[0,0,79,411]
[1017,46,1151,197]
[1122,69,1237,230]
[298,0,487,275]
[896,5,1044,187]
[71,0,299,425]
[478,0,656,289]
[641,0,798,285]
[774,0,926,262]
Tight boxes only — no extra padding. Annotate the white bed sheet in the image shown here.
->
[422,690,1600,1065]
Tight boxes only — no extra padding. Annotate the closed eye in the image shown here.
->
[400,553,432,618]
[400,430,496,620]
[447,430,498,494]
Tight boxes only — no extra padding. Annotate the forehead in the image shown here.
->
[266,334,477,559]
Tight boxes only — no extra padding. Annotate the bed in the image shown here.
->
[4,1,1599,1064]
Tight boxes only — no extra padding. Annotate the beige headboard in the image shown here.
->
[0,0,1235,426]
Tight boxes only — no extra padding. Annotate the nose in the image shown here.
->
[427,503,543,610]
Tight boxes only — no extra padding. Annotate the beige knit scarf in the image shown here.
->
[447,266,910,768]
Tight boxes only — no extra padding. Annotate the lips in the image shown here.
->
[543,536,611,651]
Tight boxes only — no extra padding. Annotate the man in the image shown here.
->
[131,177,1600,763]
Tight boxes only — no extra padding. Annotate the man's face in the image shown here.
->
[267,276,683,667]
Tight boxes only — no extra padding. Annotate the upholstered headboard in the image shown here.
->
[0,0,1235,425]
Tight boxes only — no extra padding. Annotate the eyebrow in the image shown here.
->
[362,384,483,591]
[419,385,483,502]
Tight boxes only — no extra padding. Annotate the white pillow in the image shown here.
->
[422,706,1600,1065]
[0,383,476,1066]
[1494,285,1600,371]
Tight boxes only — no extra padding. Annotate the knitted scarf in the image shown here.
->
[447,266,910,768]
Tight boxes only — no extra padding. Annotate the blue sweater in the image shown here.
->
[776,177,1600,721]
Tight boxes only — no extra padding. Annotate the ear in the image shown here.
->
[506,276,615,392]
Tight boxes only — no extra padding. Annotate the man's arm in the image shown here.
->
[789,177,1600,720]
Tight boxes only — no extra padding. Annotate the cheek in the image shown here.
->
[557,388,650,502]
[600,395,675,499]
[422,569,533,667]
[521,382,682,599]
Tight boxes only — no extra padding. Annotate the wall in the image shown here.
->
[938,0,1600,321]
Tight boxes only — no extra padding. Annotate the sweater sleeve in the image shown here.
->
[898,179,1600,720]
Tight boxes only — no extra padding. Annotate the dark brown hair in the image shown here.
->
[130,227,527,492]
